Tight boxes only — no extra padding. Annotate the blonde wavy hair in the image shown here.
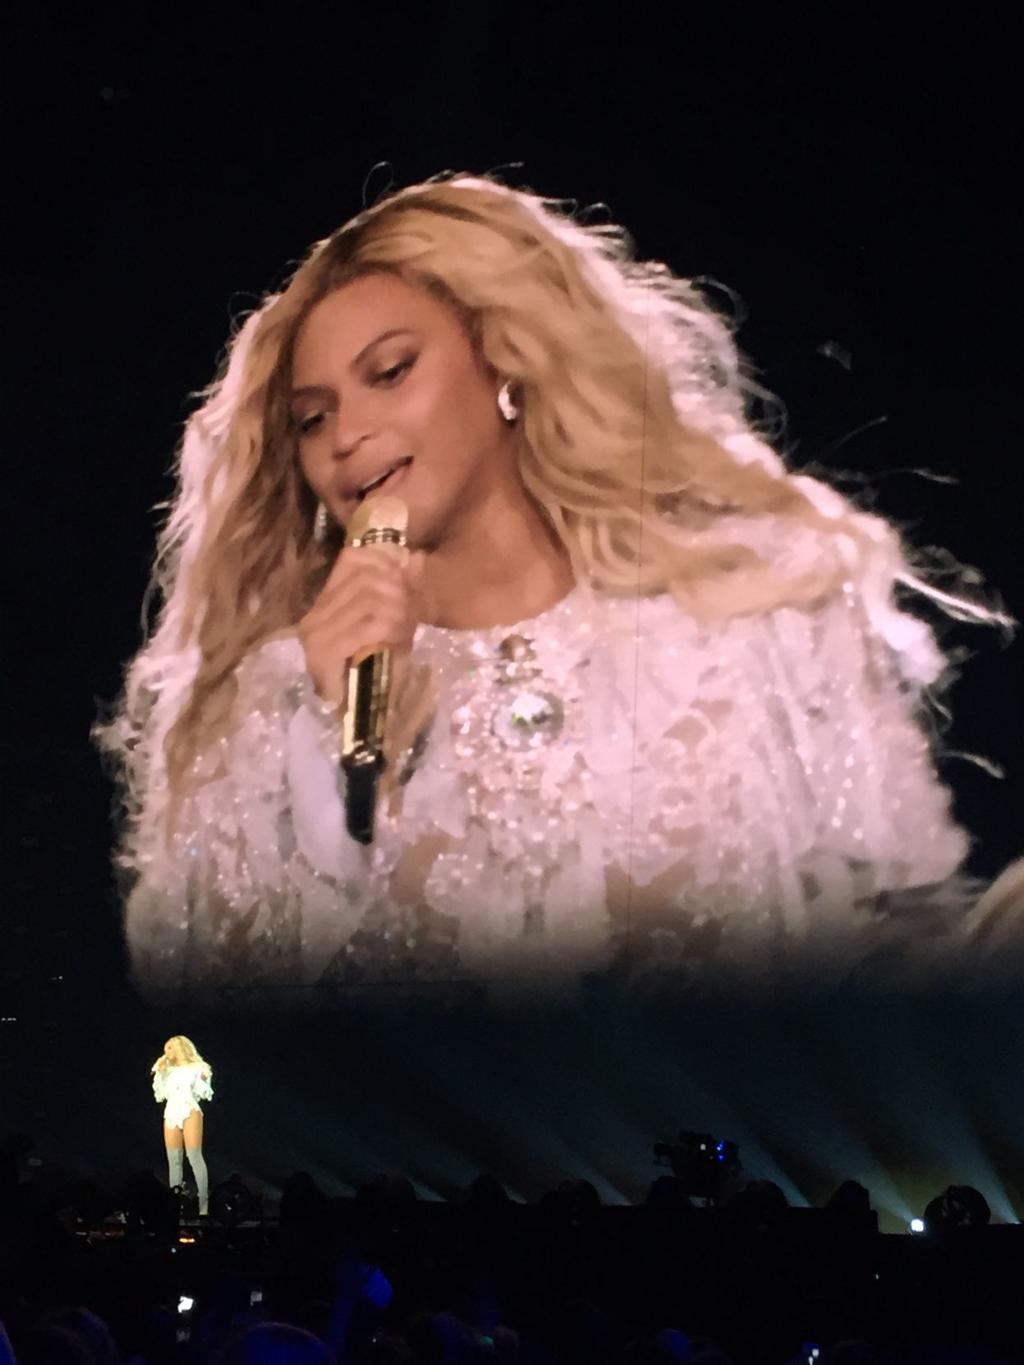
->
[162,1035,207,1068]
[96,170,1004,844]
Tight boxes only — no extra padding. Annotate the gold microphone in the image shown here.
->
[340,494,409,844]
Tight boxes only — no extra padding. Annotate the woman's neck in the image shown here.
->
[424,490,575,631]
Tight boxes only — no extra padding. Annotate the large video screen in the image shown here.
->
[86,177,1021,1014]
[8,166,1021,1238]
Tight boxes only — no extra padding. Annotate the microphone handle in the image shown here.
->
[338,499,408,844]
[341,646,392,845]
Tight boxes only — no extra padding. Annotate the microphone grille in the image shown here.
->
[348,495,409,543]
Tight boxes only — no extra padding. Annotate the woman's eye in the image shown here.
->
[375,357,414,385]
[291,358,413,434]
[294,412,325,436]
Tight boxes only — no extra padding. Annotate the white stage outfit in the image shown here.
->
[120,520,981,1001]
[153,1061,214,1129]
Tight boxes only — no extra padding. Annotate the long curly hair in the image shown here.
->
[161,1035,208,1069]
[95,170,1005,850]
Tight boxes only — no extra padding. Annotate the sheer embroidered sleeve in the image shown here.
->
[191,1065,214,1103]
[764,585,973,932]
[122,637,371,998]
[782,588,966,858]
[582,573,971,970]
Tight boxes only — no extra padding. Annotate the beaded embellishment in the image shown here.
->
[490,634,566,750]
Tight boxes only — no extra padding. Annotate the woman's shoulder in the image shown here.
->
[591,572,849,650]
[590,571,917,717]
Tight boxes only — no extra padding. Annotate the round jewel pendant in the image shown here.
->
[491,687,565,750]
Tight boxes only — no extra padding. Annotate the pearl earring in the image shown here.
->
[313,502,329,544]
[497,380,520,423]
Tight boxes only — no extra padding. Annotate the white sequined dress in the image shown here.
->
[152,1061,214,1129]
[123,548,975,1002]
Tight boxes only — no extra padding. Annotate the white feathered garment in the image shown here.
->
[152,1061,213,1129]
[121,534,976,1002]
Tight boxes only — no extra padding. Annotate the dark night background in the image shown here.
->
[4,7,1021,1227]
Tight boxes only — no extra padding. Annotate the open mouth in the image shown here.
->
[356,456,413,502]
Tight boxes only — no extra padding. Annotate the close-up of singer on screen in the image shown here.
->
[94,172,1022,1004]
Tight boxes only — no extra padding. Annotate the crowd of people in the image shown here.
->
[2,1146,1021,1365]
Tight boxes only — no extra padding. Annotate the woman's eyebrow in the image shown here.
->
[291,327,418,399]
[353,326,416,363]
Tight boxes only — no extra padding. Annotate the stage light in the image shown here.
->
[923,1185,991,1231]
[909,1218,925,1234]
[653,1131,741,1204]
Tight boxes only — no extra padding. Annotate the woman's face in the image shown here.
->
[289,271,518,548]
[164,1039,184,1064]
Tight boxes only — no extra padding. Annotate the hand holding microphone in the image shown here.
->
[298,499,421,708]
[297,496,425,842]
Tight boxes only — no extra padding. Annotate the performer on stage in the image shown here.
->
[152,1036,213,1212]
[97,172,1016,1000]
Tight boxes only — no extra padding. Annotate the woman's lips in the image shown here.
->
[354,455,413,504]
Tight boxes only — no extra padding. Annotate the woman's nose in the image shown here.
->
[330,402,380,460]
